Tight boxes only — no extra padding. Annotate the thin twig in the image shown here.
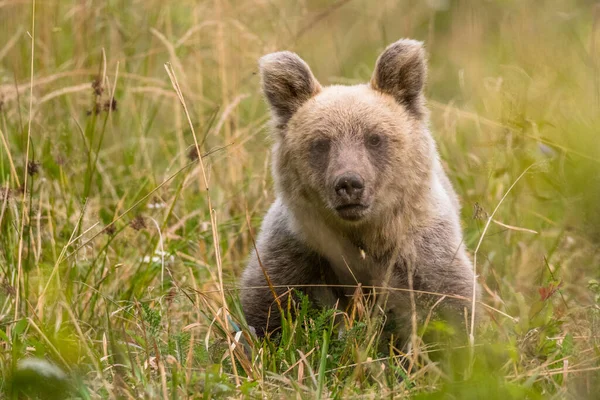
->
[164,62,241,386]
[469,163,538,345]
[14,0,36,323]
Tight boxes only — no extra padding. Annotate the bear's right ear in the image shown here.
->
[259,51,322,126]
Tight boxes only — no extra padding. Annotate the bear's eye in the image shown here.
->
[367,134,382,148]
[311,138,331,154]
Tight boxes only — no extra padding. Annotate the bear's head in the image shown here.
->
[260,39,435,225]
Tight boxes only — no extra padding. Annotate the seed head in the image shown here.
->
[130,215,147,231]
[27,161,40,176]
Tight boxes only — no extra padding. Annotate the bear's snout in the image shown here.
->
[334,172,364,201]
[332,172,370,221]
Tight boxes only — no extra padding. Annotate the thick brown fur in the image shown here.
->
[241,39,477,342]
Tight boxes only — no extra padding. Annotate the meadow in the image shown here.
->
[0,0,599,398]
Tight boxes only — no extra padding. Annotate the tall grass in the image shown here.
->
[0,0,599,398]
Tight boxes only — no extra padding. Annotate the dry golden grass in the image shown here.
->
[0,0,599,398]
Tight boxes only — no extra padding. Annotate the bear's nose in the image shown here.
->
[334,173,364,200]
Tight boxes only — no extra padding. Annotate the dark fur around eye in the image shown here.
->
[311,138,331,153]
[309,138,331,167]
[365,133,391,169]
[366,134,383,148]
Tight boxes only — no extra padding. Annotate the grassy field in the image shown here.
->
[1,0,599,398]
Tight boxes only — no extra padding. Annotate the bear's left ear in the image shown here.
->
[259,51,322,127]
[371,39,427,117]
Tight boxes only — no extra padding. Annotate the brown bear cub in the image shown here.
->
[241,39,476,343]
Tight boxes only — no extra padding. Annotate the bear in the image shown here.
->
[240,39,476,344]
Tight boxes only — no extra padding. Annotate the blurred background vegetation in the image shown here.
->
[0,0,599,398]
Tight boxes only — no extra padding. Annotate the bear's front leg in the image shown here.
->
[240,203,336,336]
[410,219,478,336]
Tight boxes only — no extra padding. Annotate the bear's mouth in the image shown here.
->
[335,204,369,221]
